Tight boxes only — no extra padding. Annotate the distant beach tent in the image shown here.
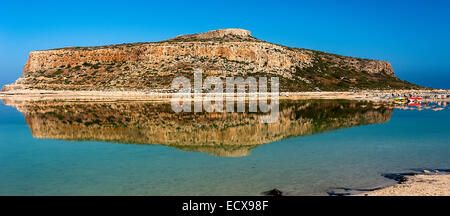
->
[407,97,422,105]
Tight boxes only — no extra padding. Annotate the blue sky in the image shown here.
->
[1,0,449,88]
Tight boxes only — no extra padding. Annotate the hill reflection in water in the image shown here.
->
[4,99,393,157]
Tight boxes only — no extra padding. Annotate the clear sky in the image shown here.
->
[1,0,449,88]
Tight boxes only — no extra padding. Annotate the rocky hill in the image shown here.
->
[2,29,421,92]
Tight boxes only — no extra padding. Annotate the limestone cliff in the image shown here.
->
[2,29,419,92]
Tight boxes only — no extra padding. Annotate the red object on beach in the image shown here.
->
[408,97,422,100]
[408,103,421,106]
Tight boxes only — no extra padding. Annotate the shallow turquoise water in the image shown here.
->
[0,100,449,195]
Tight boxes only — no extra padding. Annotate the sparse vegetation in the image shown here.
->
[82,62,92,67]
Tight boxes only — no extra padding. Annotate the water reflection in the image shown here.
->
[2,99,393,157]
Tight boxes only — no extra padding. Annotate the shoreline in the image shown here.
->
[326,170,450,196]
[357,173,450,196]
[1,89,449,102]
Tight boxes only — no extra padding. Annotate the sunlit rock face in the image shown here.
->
[2,28,418,92]
[3,100,393,157]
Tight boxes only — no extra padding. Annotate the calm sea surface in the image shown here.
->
[0,99,448,195]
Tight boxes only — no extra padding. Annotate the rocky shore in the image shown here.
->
[281,89,450,102]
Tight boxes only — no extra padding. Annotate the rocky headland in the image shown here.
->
[2,28,422,93]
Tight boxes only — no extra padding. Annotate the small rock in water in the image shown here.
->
[263,188,283,196]
[423,170,431,174]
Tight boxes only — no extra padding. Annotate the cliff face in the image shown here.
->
[3,99,393,157]
[2,29,418,92]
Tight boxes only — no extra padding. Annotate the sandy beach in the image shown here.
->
[359,174,450,196]
[1,89,449,102]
